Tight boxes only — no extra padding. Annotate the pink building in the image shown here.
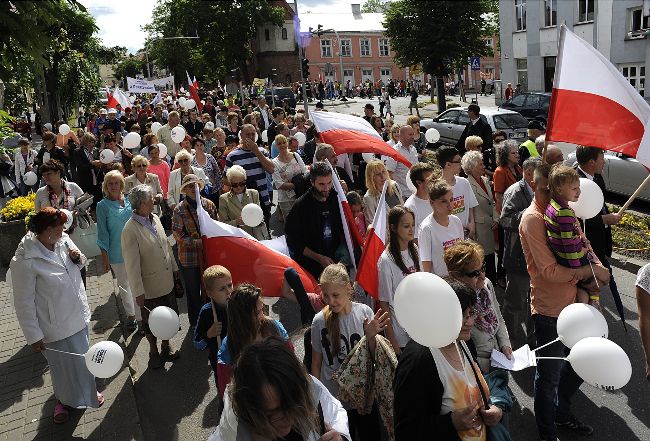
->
[298,4,406,86]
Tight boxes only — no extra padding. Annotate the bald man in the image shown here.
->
[545,145,564,165]
[385,125,419,197]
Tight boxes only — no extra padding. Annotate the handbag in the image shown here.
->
[69,221,101,258]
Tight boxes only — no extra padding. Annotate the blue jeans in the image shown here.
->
[533,314,584,440]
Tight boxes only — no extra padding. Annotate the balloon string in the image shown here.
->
[581,221,601,290]
[119,286,151,312]
[45,348,85,357]
[532,337,561,352]
[536,356,567,360]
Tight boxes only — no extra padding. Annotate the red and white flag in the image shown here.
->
[106,86,119,109]
[112,88,131,110]
[326,162,360,270]
[310,111,414,167]
[547,25,650,167]
[186,71,204,113]
[195,187,317,297]
[356,181,388,299]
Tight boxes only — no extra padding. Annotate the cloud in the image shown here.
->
[80,0,156,54]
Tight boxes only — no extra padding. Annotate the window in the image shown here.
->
[578,0,594,23]
[264,29,270,41]
[320,39,332,58]
[621,64,646,97]
[631,8,650,32]
[360,39,371,56]
[485,38,493,48]
[343,69,354,79]
[281,28,288,40]
[544,56,556,92]
[516,58,528,90]
[457,112,471,125]
[509,94,526,106]
[362,68,373,81]
[544,0,556,27]
[380,68,391,77]
[379,38,389,56]
[340,39,352,57]
[438,110,460,124]
[515,0,526,31]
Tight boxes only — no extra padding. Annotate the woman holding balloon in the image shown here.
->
[122,185,181,369]
[11,208,102,424]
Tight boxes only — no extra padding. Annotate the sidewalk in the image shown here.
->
[0,259,143,441]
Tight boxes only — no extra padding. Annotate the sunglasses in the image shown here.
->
[178,159,189,164]
[135,164,147,168]
[230,182,246,188]
[463,262,486,278]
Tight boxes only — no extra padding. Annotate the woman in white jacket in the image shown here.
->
[11,207,102,424]
[209,337,350,441]
[167,149,208,210]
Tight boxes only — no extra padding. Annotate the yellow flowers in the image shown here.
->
[1,193,36,222]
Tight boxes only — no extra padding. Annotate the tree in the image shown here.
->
[144,0,284,85]
[383,0,495,112]
[113,57,145,88]
[361,0,384,13]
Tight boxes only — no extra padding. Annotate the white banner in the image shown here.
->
[127,77,156,93]
[152,75,174,91]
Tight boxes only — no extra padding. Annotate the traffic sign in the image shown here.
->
[470,56,481,71]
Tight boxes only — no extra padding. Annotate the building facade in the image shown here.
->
[499,0,649,98]
[462,35,502,90]
[299,4,407,85]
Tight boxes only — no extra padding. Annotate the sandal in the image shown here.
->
[97,392,105,408]
[161,345,180,361]
[53,402,69,424]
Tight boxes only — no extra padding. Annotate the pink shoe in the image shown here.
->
[53,402,69,424]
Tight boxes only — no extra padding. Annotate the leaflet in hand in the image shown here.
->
[490,344,536,371]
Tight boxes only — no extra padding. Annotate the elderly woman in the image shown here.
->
[464,135,484,153]
[493,140,522,215]
[11,208,102,424]
[125,155,164,215]
[444,240,512,372]
[191,136,222,201]
[219,165,270,240]
[462,150,498,284]
[363,159,403,226]
[34,159,84,211]
[96,170,139,332]
[271,134,307,221]
[172,174,218,329]
[122,185,181,369]
[167,150,208,210]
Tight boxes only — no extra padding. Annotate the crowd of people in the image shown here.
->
[6,86,641,441]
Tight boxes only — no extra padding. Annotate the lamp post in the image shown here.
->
[143,35,200,79]
[317,25,345,101]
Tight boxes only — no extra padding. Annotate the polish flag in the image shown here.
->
[112,88,131,110]
[195,187,318,297]
[547,25,650,167]
[310,111,413,167]
[356,181,388,299]
[187,71,204,113]
[326,161,361,270]
[106,86,119,109]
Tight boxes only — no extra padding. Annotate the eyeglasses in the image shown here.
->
[230,182,246,188]
[463,262,486,278]
[135,164,147,168]
[178,159,189,164]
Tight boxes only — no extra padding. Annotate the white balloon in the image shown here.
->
[156,143,168,159]
[178,97,187,108]
[185,99,196,109]
[394,272,462,348]
[100,149,115,164]
[261,130,268,143]
[151,122,162,135]
[60,209,73,230]
[171,126,186,143]
[568,178,604,220]
[405,169,417,194]
[128,95,136,104]
[294,132,306,147]
[23,171,37,186]
[85,341,124,378]
[123,132,141,149]
[425,128,440,143]
[557,303,608,348]
[58,124,71,136]
[205,122,215,130]
[567,337,632,390]
[362,152,375,163]
[148,306,180,340]
[241,203,264,227]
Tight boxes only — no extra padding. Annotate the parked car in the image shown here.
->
[565,150,650,202]
[420,108,529,146]
[499,91,551,124]
[263,87,297,108]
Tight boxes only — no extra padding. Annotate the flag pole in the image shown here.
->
[618,173,650,214]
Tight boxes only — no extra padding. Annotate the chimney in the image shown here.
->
[351,4,361,16]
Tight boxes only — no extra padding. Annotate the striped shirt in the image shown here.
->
[544,198,589,267]
[225,147,270,207]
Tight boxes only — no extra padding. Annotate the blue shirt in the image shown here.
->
[217,319,288,365]
[131,212,158,237]
[96,197,132,264]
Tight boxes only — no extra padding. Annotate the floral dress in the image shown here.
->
[192,153,222,195]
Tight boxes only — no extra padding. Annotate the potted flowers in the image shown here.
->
[0,193,35,266]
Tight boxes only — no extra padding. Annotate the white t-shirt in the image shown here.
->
[636,264,650,293]
[450,176,478,227]
[311,302,374,397]
[384,142,419,198]
[378,248,418,347]
[418,214,464,276]
[404,193,433,239]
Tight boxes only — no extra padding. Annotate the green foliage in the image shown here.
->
[610,205,650,259]
[114,57,145,85]
[144,0,285,84]
[362,0,384,13]
[0,110,16,143]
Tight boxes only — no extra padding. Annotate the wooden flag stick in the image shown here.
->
[618,173,650,215]
[541,138,549,163]
[210,300,222,348]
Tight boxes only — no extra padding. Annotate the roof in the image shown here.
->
[297,12,385,33]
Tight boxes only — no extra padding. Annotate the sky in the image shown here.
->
[81,0,368,55]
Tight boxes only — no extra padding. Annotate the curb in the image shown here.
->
[609,251,646,274]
